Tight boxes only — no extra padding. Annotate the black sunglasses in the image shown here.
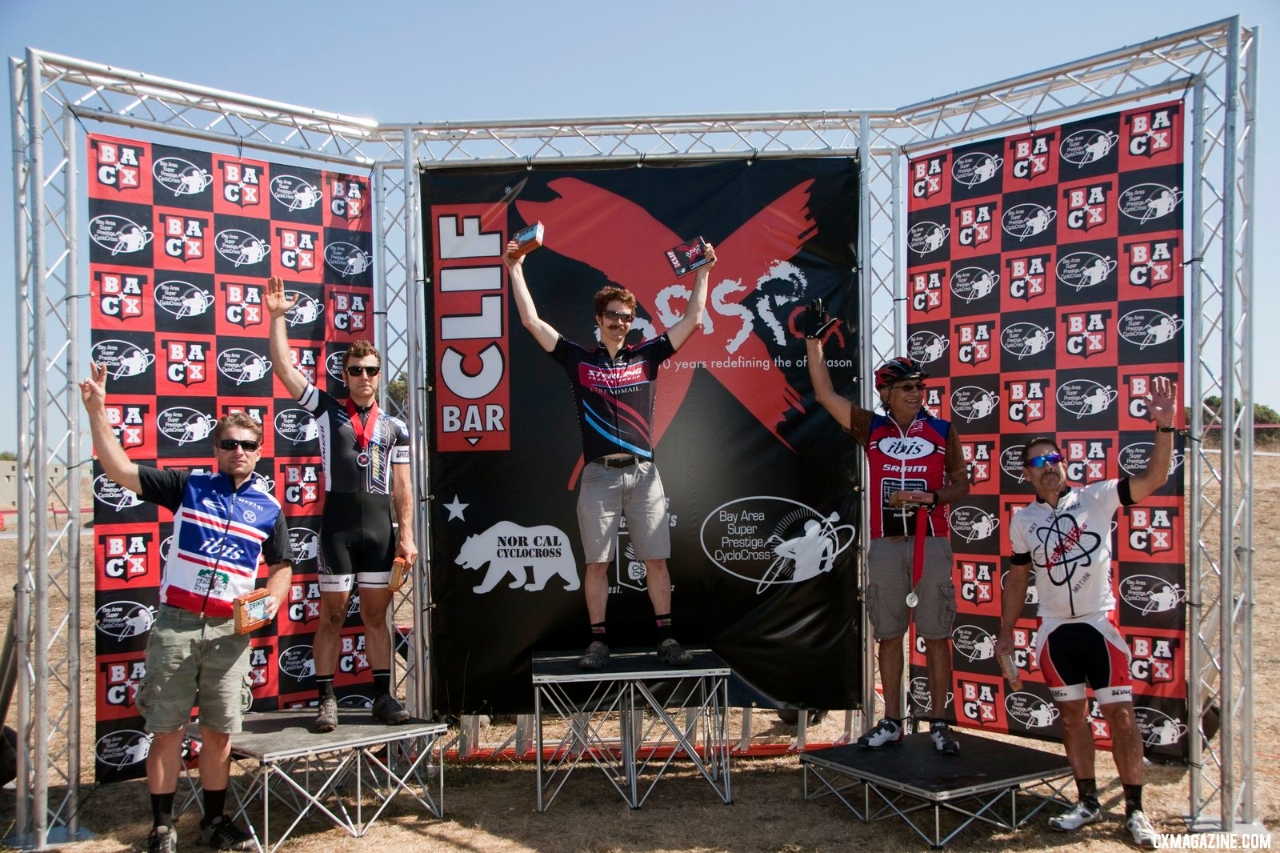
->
[218,439,260,452]
[1024,452,1064,469]
[346,365,381,377]
[602,310,634,323]
[892,382,928,393]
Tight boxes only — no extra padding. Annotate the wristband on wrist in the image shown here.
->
[1157,426,1177,433]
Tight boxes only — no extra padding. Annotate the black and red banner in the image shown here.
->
[88,134,377,782]
[905,102,1189,761]
[423,160,863,715]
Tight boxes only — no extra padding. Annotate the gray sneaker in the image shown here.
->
[656,638,693,666]
[371,693,410,725]
[578,640,610,670]
[312,695,338,733]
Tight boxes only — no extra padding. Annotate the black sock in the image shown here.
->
[1123,783,1143,816]
[151,791,176,829]
[1077,777,1100,809]
[654,613,673,643]
[202,788,227,824]
[373,669,391,696]
[590,621,607,644]
[316,676,336,702]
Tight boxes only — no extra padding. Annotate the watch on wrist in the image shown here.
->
[1157,425,1177,433]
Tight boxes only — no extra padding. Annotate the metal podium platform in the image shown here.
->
[532,648,732,811]
[800,732,1073,848]
[205,710,448,853]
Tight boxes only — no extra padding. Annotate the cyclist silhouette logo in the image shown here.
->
[756,512,855,593]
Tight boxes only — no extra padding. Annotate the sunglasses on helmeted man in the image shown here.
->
[1024,452,1064,469]
[892,382,927,393]
[218,439,260,452]
[346,365,381,377]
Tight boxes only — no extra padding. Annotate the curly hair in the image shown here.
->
[593,286,637,318]
[342,339,382,370]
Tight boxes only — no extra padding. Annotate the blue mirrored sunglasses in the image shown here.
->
[1024,452,1063,469]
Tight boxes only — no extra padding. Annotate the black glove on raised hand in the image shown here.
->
[803,299,838,339]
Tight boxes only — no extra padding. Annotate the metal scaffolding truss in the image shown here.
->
[7,14,1256,849]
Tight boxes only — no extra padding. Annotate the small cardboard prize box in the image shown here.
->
[233,588,272,635]
[389,557,410,592]
[510,221,544,258]
[664,236,710,277]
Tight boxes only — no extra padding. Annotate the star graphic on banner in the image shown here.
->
[443,495,468,521]
[517,178,817,487]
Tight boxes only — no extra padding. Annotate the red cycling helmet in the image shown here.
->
[874,356,928,391]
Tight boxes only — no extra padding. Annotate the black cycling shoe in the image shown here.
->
[371,693,410,725]
[578,640,610,671]
[656,638,694,666]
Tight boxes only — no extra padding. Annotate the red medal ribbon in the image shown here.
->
[911,504,928,590]
[346,396,378,454]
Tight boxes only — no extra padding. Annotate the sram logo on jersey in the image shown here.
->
[1008,134,1053,181]
[1129,635,1178,684]
[954,321,994,366]
[92,140,145,191]
[911,155,946,200]
[95,271,147,320]
[276,228,319,273]
[220,281,264,328]
[1006,379,1049,424]
[958,679,999,724]
[1126,505,1177,555]
[909,268,945,313]
[959,560,996,605]
[1063,183,1110,232]
[158,213,207,262]
[1061,438,1111,484]
[1124,239,1177,289]
[220,161,262,207]
[281,463,322,507]
[101,532,152,581]
[954,202,996,248]
[1005,254,1050,302]
[162,340,209,386]
[1125,107,1177,157]
[105,403,148,449]
[1062,310,1111,359]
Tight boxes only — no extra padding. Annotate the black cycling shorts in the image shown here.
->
[319,491,396,577]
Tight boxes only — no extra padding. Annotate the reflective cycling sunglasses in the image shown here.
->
[346,365,381,377]
[1024,452,1064,469]
[602,310,634,323]
[218,439,260,452]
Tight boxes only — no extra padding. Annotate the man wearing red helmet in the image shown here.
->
[804,300,970,754]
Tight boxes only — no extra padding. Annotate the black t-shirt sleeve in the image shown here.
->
[136,467,188,513]
[262,512,291,567]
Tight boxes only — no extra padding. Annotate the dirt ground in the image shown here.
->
[0,452,1275,852]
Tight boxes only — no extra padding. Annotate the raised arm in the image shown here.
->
[668,243,716,351]
[265,275,308,400]
[1127,375,1177,503]
[503,243,560,353]
[803,299,854,430]
[80,362,142,495]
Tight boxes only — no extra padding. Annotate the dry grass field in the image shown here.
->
[0,452,1275,852]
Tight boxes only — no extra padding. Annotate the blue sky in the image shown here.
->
[1,0,1274,452]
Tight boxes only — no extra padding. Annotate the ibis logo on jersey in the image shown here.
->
[1124,239,1177,289]
[278,645,316,681]
[909,268,945,313]
[153,157,212,199]
[329,292,369,334]
[1006,693,1060,729]
[1118,183,1183,224]
[1008,134,1053,181]
[93,474,142,510]
[274,409,319,445]
[1121,576,1186,617]
[911,155,947,200]
[102,658,146,709]
[101,532,152,581]
[1001,322,1054,360]
[1118,309,1183,350]
[329,178,366,220]
[157,407,217,445]
[955,202,996,248]
[1057,379,1117,419]
[954,321,994,366]
[105,403,149,450]
[285,292,324,326]
[1134,707,1187,748]
[96,729,151,770]
[339,634,371,675]
[1064,183,1110,232]
[281,463,322,507]
[91,140,145,192]
[162,340,209,386]
[96,600,155,641]
[1125,107,1177,158]
[219,161,262,208]
[216,348,272,385]
[1002,203,1056,242]
[1062,311,1111,359]
[214,229,271,268]
[906,219,950,256]
[952,151,1003,188]
[959,560,996,605]
[873,435,937,462]
[96,271,147,321]
[89,214,153,257]
[951,388,1000,424]
[289,346,321,384]
[158,213,208,263]
[959,680,999,724]
[1126,505,1178,556]
[154,279,214,319]
[949,506,1000,544]
[960,439,996,486]
[1006,378,1050,425]
[950,266,1000,305]
[287,580,322,624]
[907,330,949,366]
[269,175,322,212]
[221,281,264,328]
[1060,128,1119,168]
[1005,253,1050,302]
[1061,438,1111,485]
[91,340,154,380]
[276,228,319,273]
[324,242,373,278]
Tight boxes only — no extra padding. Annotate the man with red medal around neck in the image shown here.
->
[804,299,970,755]
[267,275,417,733]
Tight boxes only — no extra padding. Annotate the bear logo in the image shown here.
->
[455,521,580,593]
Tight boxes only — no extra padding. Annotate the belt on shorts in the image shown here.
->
[597,456,637,469]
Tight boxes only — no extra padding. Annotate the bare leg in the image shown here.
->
[878,634,906,719]
[584,562,609,624]
[924,637,953,719]
[145,730,187,794]
[197,728,232,791]
[1056,698,1096,781]
[1101,700,1145,785]
[358,586,394,671]
[643,558,672,615]
[313,589,352,678]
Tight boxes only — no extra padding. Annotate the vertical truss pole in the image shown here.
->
[63,105,83,841]
[856,114,876,725]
